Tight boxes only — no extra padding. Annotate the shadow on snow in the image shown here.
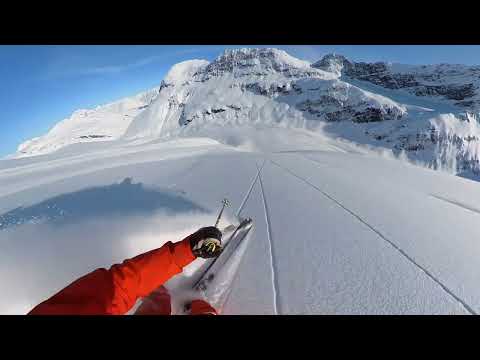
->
[0,177,207,230]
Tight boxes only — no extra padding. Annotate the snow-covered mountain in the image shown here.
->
[311,54,480,178]
[124,48,406,141]
[5,48,480,315]
[16,87,160,157]
[313,54,480,109]
[13,48,480,181]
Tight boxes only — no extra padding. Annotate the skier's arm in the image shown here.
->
[28,226,222,315]
[28,238,196,315]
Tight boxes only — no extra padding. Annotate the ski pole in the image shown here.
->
[214,198,230,227]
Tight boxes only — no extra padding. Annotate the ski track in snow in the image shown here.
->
[3,127,480,314]
[236,159,266,218]
[8,47,480,314]
[257,161,281,315]
[0,134,476,314]
[429,194,480,217]
[269,156,477,315]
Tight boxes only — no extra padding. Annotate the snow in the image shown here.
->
[257,158,467,314]
[2,126,480,314]
[389,62,475,77]
[123,57,403,143]
[343,76,459,113]
[4,47,480,314]
[211,48,312,72]
[16,87,160,157]
[428,113,480,174]
[163,59,209,85]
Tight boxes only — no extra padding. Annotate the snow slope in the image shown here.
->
[16,87,160,157]
[1,127,480,314]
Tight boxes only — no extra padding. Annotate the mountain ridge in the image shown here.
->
[12,48,480,181]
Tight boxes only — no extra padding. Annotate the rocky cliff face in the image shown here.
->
[313,54,480,109]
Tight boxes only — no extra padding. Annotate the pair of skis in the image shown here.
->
[193,216,253,291]
[133,198,254,315]
[188,199,254,313]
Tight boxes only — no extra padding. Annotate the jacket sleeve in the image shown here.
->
[28,237,196,315]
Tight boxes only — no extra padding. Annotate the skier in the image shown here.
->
[28,226,223,315]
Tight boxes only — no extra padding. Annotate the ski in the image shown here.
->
[192,217,254,292]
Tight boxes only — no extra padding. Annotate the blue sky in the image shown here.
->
[2,45,480,157]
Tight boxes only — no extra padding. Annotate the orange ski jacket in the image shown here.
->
[28,237,196,315]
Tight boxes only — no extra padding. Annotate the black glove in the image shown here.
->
[188,226,223,258]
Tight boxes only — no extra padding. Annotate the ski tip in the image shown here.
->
[244,217,253,224]
[241,218,253,231]
[237,216,253,224]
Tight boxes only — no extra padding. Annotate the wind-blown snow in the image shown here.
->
[427,113,480,174]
